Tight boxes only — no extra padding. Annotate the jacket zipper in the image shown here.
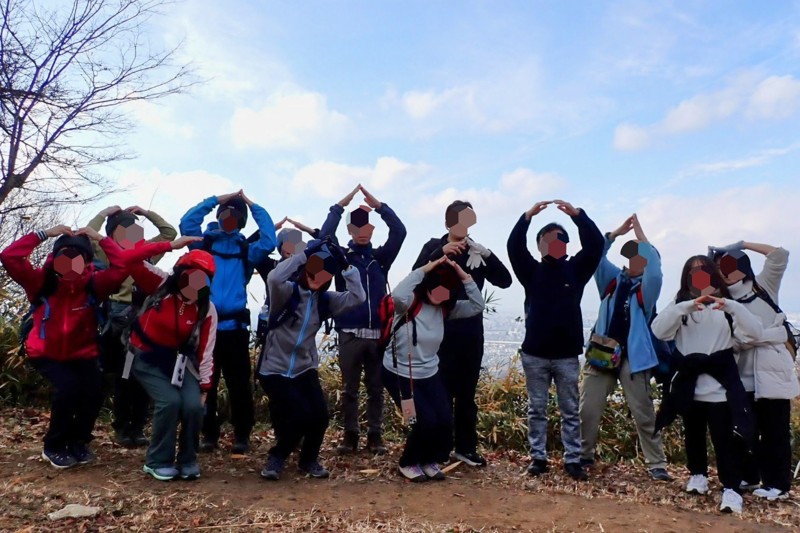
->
[286,290,313,377]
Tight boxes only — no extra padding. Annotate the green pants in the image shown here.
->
[132,355,203,469]
[578,357,667,469]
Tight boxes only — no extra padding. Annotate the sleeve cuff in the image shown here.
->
[35,230,48,241]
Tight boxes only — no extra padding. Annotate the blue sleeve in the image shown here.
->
[506,214,538,290]
[373,203,407,270]
[594,234,621,296]
[247,203,277,265]
[318,204,344,241]
[638,241,663,317]
[180,196,217,249]
[570,209,604,286]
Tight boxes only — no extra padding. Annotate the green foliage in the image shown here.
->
[0,307,45,405]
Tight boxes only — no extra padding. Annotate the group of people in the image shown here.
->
[1,186,797,516]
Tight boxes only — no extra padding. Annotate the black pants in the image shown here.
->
[30,358,104,451]
[383,367,453,467]
[438,331,483,454]
[100,309,149,434]
[683,400,742,490]
[202,328,254,442]
[259,370,329,463]
[738,394,793,492]
[338,332,384,435]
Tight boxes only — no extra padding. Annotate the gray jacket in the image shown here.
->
[259,252,365,378]
[383,268,484,379]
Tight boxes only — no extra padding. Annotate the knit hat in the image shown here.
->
[52,234,93,262]
[216,196,248,229]
[105,210,138,236]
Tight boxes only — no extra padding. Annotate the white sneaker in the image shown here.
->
[739,480,759,492]
[421,463,445,480]
[720,488,743,514]
[398,464,427,482]
[753,487,789,501]
[686,474,709,495]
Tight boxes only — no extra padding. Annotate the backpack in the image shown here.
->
[18,277,106,358]
[736,282,799,360]
[377,294,425,353]
[202,234,251,281]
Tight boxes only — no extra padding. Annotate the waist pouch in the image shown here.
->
[586,333,622,370]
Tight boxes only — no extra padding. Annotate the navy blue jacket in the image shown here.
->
[319,203,406,330]
[507,210,603,358]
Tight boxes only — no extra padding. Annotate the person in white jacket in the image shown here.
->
[709,241,799,501]
[651,255,763,515]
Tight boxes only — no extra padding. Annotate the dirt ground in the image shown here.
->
[1,408,798,532]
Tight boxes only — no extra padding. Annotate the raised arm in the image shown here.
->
[506,213,540,288]
[179,196,218,239]
[326,265,367,316]
[752,245,789,301]
[267,251,307,313]
[246,199,278,266]
[449,278,485,319]
[594,234,622,297]
[0,230,60,300]
[373,203,407,269]
[566,205,604,286]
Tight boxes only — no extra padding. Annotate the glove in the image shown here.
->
[328,243,349,270]
[466,237,491,258]
[304,238,324,258]
[707,240,744,258]
[465,238,488,270]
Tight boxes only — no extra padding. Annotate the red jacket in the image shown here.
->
[0,233,165,361]
[126,248,217,391]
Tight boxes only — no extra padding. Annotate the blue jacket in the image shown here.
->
[592,235,662,374]
[179,196,277,331]
[319,203,406,330]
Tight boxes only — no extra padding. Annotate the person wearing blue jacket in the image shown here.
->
[578,214,672,482]
[179,190,277,454]
[318,184,407,455]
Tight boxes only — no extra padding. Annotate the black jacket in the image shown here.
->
[506,210,603,358]
[412,235,512,337]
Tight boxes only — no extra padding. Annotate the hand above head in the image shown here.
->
[359,185,382,209]
[125,205,149,216]
[524,201,550,221]
[553,199,581,217]
[708,240,745,256]
[44,225,74,238]
[327,242,349,269]
[338,185,361,207]
[446,257,472,282]
[171,236,203,250]
[275,216,288,230]
[421,255,448,273]
[609,215,634,240]
[75,226,103,242]
[99,205,122,218]
[217,190,242,205]
[240,190,255,207]
[631,213,648,242]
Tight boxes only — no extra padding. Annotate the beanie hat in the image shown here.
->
[105,210,138,236]
[52,234,93,262]
[216,196,248,229]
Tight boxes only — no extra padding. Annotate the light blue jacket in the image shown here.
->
[592,236,662,374]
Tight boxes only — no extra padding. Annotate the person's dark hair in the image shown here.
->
[445,200,473,228]
[676,255,732,303]
[412,264,460,311]
[711,249,755,283]
[535,222,568,244]
[297,266,333,293]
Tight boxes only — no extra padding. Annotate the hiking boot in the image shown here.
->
[143,464,178,481]
[720,488,743,514]
[231,437,250,455]
[579,457,595,469]
[421,463,446,480]
[260,455,285,481]
[366,432,387,455]
[41,448,78,469]
[452,451,487,467]
[336,431,359,455]
[298,460,330,479]
[178,463,201,480]
[753,487,790,501]
[129,428,149,448]
[649,468,673,482]
[398,464,427,482]
[199,437,217,453]
[564,462,588,481]
[114,429,134,448]
[686,474,709,495]
[69,442,97,465]
[526,459,549,476]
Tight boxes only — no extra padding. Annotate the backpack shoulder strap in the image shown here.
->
[268,282,301,330]
[603,278,617,300]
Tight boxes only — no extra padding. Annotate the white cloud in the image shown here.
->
[746,75,800,120]
[230,90,350,150]
[613,123,653,150]
[128,101,196,140]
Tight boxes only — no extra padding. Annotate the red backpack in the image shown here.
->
[377,294,424,352]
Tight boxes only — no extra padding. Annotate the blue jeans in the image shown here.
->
[521,354,581,464]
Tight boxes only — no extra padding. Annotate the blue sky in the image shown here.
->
[76,0,800,317]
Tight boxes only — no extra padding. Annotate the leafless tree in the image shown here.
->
[0,0,194,215]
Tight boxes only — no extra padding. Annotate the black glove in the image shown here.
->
[304,238,324,258]
[328,242,349,270]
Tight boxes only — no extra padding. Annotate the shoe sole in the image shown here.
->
[143,465,176,481]
[452,453,486,467]
[754,494,789,501]
[180,472,200,480]
[687,488,708,495]
[41,451,77,470]
[720,506,741,514]
[299,470,330,479]
[261,472,281,480]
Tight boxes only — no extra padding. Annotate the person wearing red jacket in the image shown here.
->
[0,225,182,469]
[123,245,218,481]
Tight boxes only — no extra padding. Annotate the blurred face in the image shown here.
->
[54,249,86,280]
[305,255,334,290]
[427,285,450,306]
[538,230,567,260]
[621,240,648,277]
[218,208,242,233]
[280,230,306,259]
[178,269,210,303]
[717,254,747,286]
[347,206,375,245]
[112,221,144,250]
[446,207,476,239]
[688,260,717,298]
